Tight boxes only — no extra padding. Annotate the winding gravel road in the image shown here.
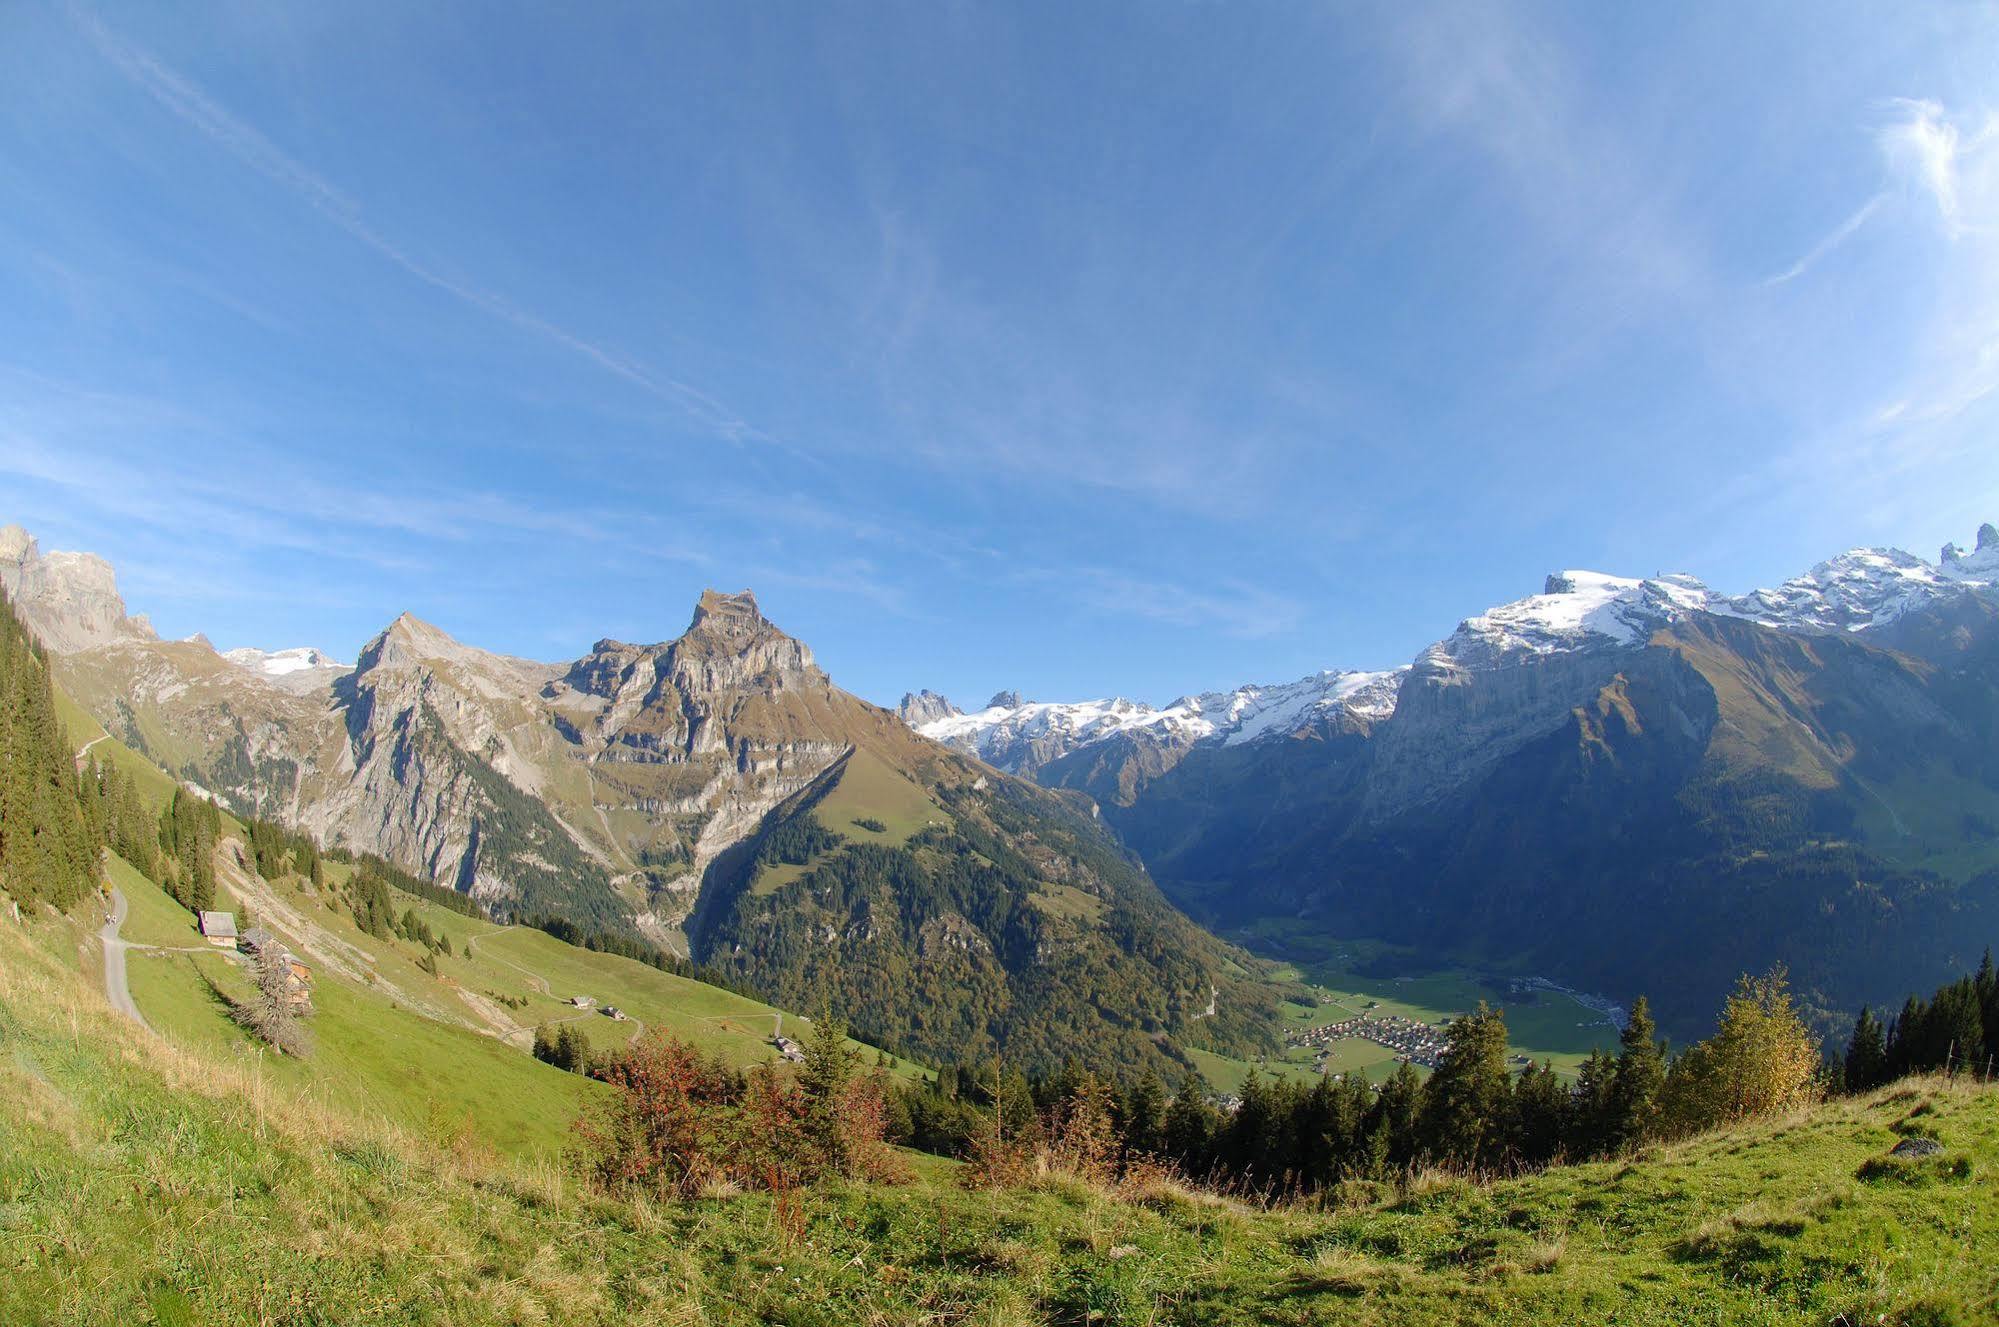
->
[99,887,151,1031]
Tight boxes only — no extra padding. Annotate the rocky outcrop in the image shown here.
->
[896,689,960,726]
[0,525,156,654]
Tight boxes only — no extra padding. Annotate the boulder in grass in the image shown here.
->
[1889,1136,1944,1158]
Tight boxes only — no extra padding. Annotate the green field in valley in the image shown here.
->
[1188,931,1623,1094]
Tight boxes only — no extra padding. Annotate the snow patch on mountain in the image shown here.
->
[1718,549,1967,634]
[223,646,349,677]
[1437,521,1999,667]
[915,666,1408,769]
[1430,571,1722,671]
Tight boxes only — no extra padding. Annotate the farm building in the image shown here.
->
[198,911,237,947]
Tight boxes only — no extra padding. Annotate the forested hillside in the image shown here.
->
[698,749,1280,1079]
[0,588,96,912]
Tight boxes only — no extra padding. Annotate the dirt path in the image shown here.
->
[98,888,151,1032]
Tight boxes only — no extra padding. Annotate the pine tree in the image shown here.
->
[243,944,310,1057]
[798,1011,860,1172]
[1163,1073,1218,1176]
[1511,1061,1570,1165]
[1419,1002,1512,1168]
[1119,1066,1166,1159]
[0,589,98,911]
[1369,1061,1424,1173]
[1844,1006,1887,1092]
[1605,995,1665,1150]
[1570,1047,1617,1156]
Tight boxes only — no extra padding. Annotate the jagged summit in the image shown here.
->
[919,668,1406,775]
[0,523,155,653]
[688,588,765,635]
[669,588,816,687]
[897,689,961,726]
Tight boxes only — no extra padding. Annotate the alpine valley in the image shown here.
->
[905,525,1999,1040]
[13,518,1999,1054]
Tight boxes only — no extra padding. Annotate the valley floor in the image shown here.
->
[5,903,1997,1326]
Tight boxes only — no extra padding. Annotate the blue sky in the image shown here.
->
[2,3,1997,708]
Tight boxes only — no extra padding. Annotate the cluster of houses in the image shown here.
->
[1287,1010,1452,1070]
[197,910,312,1010]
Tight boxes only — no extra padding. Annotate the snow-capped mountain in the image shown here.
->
[905,668,1405,775]
[906,523,1999,778]
[1425,526,1999,673]
[221,646,348,677]
[1719,528,1998,635]
[1421,570,1720,675]
[220,646,353,694]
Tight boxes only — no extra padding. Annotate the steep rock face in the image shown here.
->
[0,525,156,653]
[537,591,906,935]
[896,689,960,726]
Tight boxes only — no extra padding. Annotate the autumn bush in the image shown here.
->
[579,1016,905,1200]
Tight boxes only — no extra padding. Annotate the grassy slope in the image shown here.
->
[5,911,1996,1327]
[58,691,185,813]
[752,747,952,895]
[456,923,926,1078]
[61,681,921,1164]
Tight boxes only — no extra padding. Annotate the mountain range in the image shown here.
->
[11,518,1999,1045]
[902,524,1999,1037]
[2,524,1270,1076]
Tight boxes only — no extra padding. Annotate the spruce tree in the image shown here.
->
[1511,1061,1570,1165]
[1120,1066,1166,1158]
[799,1011,860,1171]
[1419,1002,1512,1168]
[1844,1006,1886,1092]
[1606,996,1665,1150]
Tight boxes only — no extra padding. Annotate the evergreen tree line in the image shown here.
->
[341,866,454,961]
[247,816,322,889]
[894,973,1819,1198]
[320,845,486,919]
[1844,951,1999,1091]
[0,588,97,912]
[532,1021,594,1074]
[155,787,221,913]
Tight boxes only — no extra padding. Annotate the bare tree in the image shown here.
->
[237,945,312,1058]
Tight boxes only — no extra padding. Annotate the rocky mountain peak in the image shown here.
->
[669,588,817,692]
[687,588,766,638]
[1980,522,1998,552]
[0,524,35,564]
[897,689,961,725]
[986,689,1026,710]
[0,522,154,653]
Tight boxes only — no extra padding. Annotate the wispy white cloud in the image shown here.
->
[67,3,773,452]
[1879,98,1999,237]
[1762,193,1884,285]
